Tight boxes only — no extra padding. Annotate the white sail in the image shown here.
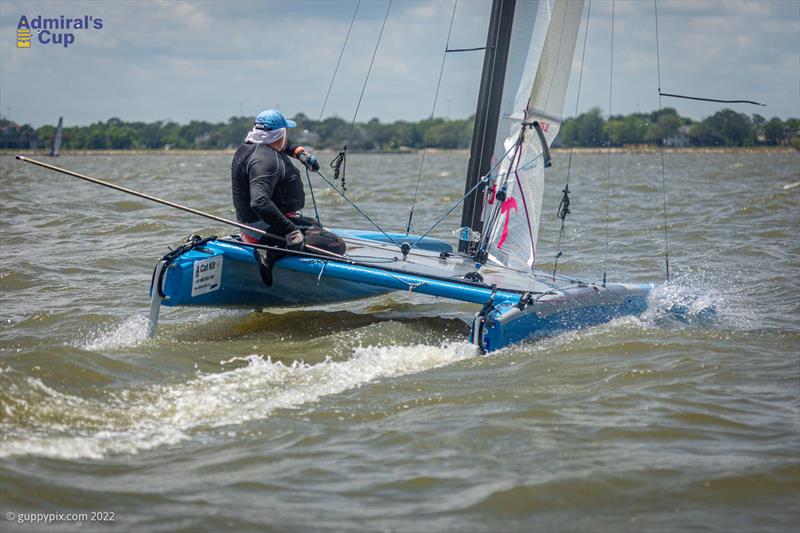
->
[484,0,584,271]
[50,116,63,157]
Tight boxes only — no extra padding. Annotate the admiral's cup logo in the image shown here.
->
[17,17,31,48]
[15,15,104,48]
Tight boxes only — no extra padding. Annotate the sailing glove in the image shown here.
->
[305,155,320,172]
[293,146,320,172]
[286,229,305,251]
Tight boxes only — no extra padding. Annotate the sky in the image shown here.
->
[0,0,798,128]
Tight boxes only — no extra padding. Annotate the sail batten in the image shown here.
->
[481,0,585,271]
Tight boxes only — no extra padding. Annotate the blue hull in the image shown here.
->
[157,230,456,308]
[153,230,652,352]
[472,283,651,352]
[158,239,390,307]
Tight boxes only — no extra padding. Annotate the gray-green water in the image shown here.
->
[1,151,798,531]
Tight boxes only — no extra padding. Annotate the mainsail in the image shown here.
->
[483,0,584,271]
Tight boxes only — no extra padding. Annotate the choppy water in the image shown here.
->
[1,151,798,531]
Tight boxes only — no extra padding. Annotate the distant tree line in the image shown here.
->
[1,108,797,150]
[560,108,800,148]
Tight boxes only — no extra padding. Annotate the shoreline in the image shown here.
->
[1,146,796,157]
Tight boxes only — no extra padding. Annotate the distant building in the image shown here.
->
[0,120,37,149]
[663,125,690,147]
[193,133,211,146]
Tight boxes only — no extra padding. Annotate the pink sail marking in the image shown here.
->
[497,197,518,249]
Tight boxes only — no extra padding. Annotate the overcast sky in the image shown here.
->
[1,0,798,127]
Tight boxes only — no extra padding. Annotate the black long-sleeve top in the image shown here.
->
[231,140,305,236]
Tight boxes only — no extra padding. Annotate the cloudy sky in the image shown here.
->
[1,0,797,127]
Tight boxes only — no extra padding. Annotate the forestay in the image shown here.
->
[484,0,584,271]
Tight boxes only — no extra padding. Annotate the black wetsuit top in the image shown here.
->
[231,140,305,236]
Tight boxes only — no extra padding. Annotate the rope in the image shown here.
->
[410,142,545,254]
[348,0,392,136]
[345,255,399,264]
[553,0,592,280]
[602,0,615,287]
[316,0,361,124]
[658,92,765,107]
[445,46,485,53]
[654,0,670,281]
[342,234,453,261]
[330,150,347,192]
[304,167,320,224]
[313,168,402,248]
[409,175,488,251]
[311,0,359,223]
[474,128,531,259]
[331,0,391,197]
[343,224,585,286]
[406,0,458,235]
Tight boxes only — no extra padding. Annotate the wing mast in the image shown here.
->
[458,0,516,255]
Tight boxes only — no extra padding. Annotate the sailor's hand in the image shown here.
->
[294,146,320,172]
[305,154,320,172]
[286,229,305,251]
[298,152,320,172]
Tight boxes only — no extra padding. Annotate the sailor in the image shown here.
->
[232,109,343,255]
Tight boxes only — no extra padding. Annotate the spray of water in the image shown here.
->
[644,282,719,326]
[0,342,477,460]
[80,314,151,351]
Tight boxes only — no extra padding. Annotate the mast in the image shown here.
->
[458,0,516,254]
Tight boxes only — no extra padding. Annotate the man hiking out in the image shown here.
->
[231,109,345,258]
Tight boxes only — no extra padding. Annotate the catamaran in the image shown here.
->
[147,0,653,352]
[19,0,662,352]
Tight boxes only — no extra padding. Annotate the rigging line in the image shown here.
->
[482,134,541,181]
[473,151,524,263]
[344,255,399,264]
[316,0,361,124]
[408,136,529,257]
[344,234,454,261]
[659,92,765,107]
[602,0,615,288]
[476,133,528,256]
[229,236,524,294]
[553,0,592,280]
[406,0,459,236]
[654,0,670,281]
[445,46,486,53]
[409,174,488,252]
[345,227,588,281]
[313,168,402,248]
[310,0,360,224]
[328,0,390,201]
[348,0,392,133]
[460,152,544,260]
[304,167,321,224]
[349,229,585,283]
